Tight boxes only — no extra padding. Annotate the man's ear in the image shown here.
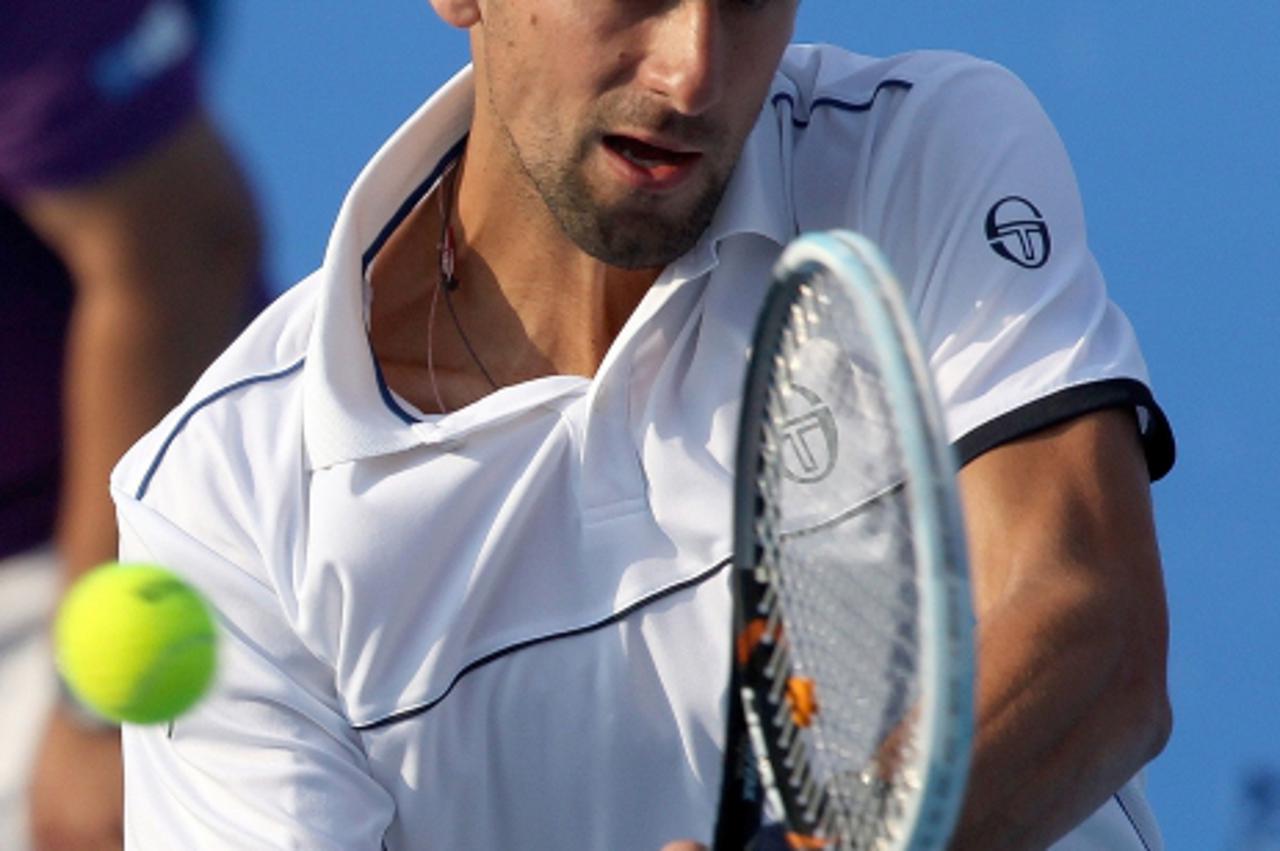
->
[429,0,481,29]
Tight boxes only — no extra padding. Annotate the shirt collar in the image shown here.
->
[303,66,474,471]
[303,66,795,470]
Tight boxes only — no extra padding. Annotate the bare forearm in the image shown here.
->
[950,410,1172,849]
[950,580,1171,849]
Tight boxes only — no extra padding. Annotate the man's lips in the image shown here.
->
[602,134,702,188]
[604,134,700,164]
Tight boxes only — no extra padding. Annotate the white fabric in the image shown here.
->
[0,548,60,851]
[113,46,1162,850]
[778,47,1157,448]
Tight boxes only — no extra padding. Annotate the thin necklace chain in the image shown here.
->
[426,159,498,415]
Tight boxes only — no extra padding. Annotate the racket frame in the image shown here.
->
[717,230,974,851]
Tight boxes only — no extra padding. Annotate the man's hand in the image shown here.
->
[28,707,123,851]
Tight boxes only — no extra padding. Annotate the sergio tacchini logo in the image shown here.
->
[779,385,838,484]
[985,195,1051,269]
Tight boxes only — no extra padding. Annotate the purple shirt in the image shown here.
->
[0,0,202,559]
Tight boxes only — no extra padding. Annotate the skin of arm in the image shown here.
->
[19,111,262,851]
[948,407,1172,849]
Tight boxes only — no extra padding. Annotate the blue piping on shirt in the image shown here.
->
[361,135,468,273]
[771,78,913,128]
[352,555,733,731]
[1113,789,1155,851]
[134,357,306,500]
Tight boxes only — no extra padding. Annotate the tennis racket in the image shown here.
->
[712,230,975,851]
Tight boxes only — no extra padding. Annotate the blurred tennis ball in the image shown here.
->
[54,562,217,724]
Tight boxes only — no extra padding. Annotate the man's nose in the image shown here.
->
[638,0,725,116]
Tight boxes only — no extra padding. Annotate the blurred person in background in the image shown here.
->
[0,1,265,848]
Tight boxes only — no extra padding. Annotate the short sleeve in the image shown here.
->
[114,492,396,850]
[0,0,202,192]
[794,51,1174,479]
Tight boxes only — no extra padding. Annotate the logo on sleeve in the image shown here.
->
[985,196,1051,269]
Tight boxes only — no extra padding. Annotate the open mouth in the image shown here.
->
[603,134,701,185]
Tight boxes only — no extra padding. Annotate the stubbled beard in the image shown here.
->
[534,153,729,269]
[494,102,735,270]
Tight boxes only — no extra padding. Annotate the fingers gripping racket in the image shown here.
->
[713,231,975,851]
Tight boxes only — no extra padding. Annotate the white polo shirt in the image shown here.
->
[114,45,1171,850]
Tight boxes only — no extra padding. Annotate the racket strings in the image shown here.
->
[752,276,926,848]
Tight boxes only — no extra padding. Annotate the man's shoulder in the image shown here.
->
[773,44,1030,125]
[778,44,1010,94]
[111,272,321,504]
[193,272,320,398]
[765,43,1051,222]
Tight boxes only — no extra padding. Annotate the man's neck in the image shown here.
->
[463,132,657,347]
[367,131,660,414]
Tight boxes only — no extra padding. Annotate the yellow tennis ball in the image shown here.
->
[54,562,217,725]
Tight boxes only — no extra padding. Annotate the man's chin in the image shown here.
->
[575,213,707,269]
[536,159,728,268]
[573,187,725,268]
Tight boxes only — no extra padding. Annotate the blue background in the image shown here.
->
[203,4,1280,848]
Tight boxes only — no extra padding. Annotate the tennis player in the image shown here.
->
[0,1,263,848]
[112,2,1174,848]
